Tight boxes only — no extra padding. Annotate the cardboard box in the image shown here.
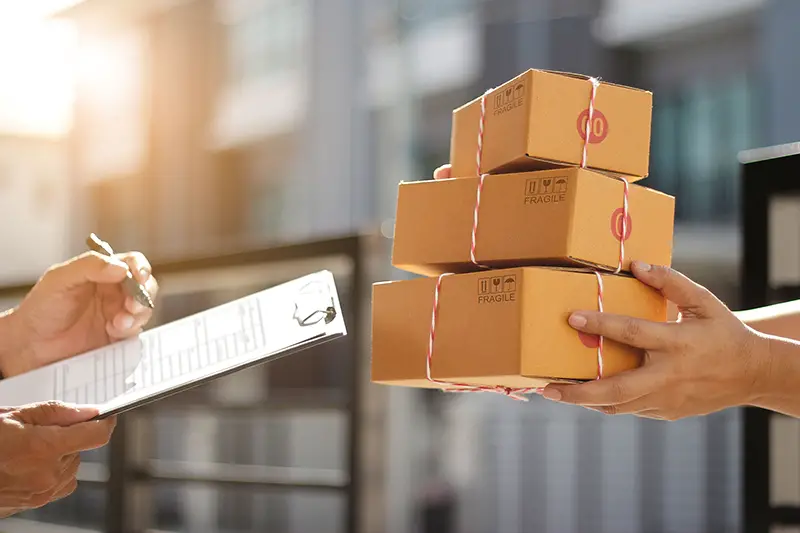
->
[392,168,674,276]
[450,69,653,180]
[371,267,667,388]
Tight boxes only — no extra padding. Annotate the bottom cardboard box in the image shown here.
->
[371,267,667,389]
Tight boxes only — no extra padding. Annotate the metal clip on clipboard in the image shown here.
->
[293,279,338,327]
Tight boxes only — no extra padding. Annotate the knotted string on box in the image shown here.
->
[426,77,630,400]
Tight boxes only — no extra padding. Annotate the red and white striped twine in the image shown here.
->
[426,76,630,397]
[470,90,492,269]
[476,89,490,178]
[581,77,601,169]
[594,271,606,379]
[469,173,489,268]
[581,76,630,379]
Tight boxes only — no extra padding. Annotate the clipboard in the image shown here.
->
[0,270,347,418]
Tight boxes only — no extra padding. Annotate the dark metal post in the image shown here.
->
[105,415,129,533]
[741,152,771,533]
[345,237,364,533]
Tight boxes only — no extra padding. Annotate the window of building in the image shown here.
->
[648,73,761,224]
[651,100,678,197]
[400,0,478,21]
[225,0,309,84]
[250,179,284,239]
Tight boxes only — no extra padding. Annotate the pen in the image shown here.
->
[86,233,155,310]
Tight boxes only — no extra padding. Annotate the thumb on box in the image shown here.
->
[631,262,723,318]
[433,164,451,180]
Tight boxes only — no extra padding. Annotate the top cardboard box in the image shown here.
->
[450,69,653,180]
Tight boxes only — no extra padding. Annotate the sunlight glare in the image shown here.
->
[0,2,80,137]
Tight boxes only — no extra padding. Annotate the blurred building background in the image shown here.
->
[1,0,799,532]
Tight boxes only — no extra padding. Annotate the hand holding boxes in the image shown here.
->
[372,69,675,396]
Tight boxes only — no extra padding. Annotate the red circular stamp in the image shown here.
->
[577,109,609,144]
[610,208,632,241]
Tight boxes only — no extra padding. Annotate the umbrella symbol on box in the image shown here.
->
[504,276,516,292]
[555,179,567,193]
[514,83,525,100]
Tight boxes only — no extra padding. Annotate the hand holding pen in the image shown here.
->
[0,235,159,377]
[86,233,155,310]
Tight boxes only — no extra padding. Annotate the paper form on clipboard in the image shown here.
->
[0,270,347,418]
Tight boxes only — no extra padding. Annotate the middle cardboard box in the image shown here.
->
[392,167,675,276]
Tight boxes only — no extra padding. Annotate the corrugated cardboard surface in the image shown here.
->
[450,70,653,179]
[371,267,667,388]
[392,168,674,276]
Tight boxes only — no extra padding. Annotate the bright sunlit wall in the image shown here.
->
[0,1,85,137]
[0,1,83,284]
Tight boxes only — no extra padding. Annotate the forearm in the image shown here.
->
[737,300,800,341]
[737,301,800,417]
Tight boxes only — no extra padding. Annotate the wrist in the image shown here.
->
[0,309,25,378]
[743,330,774,406]
[0,309,13,377]
[747,330,800,409]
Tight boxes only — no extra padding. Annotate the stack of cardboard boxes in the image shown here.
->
[371,69,676,392]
